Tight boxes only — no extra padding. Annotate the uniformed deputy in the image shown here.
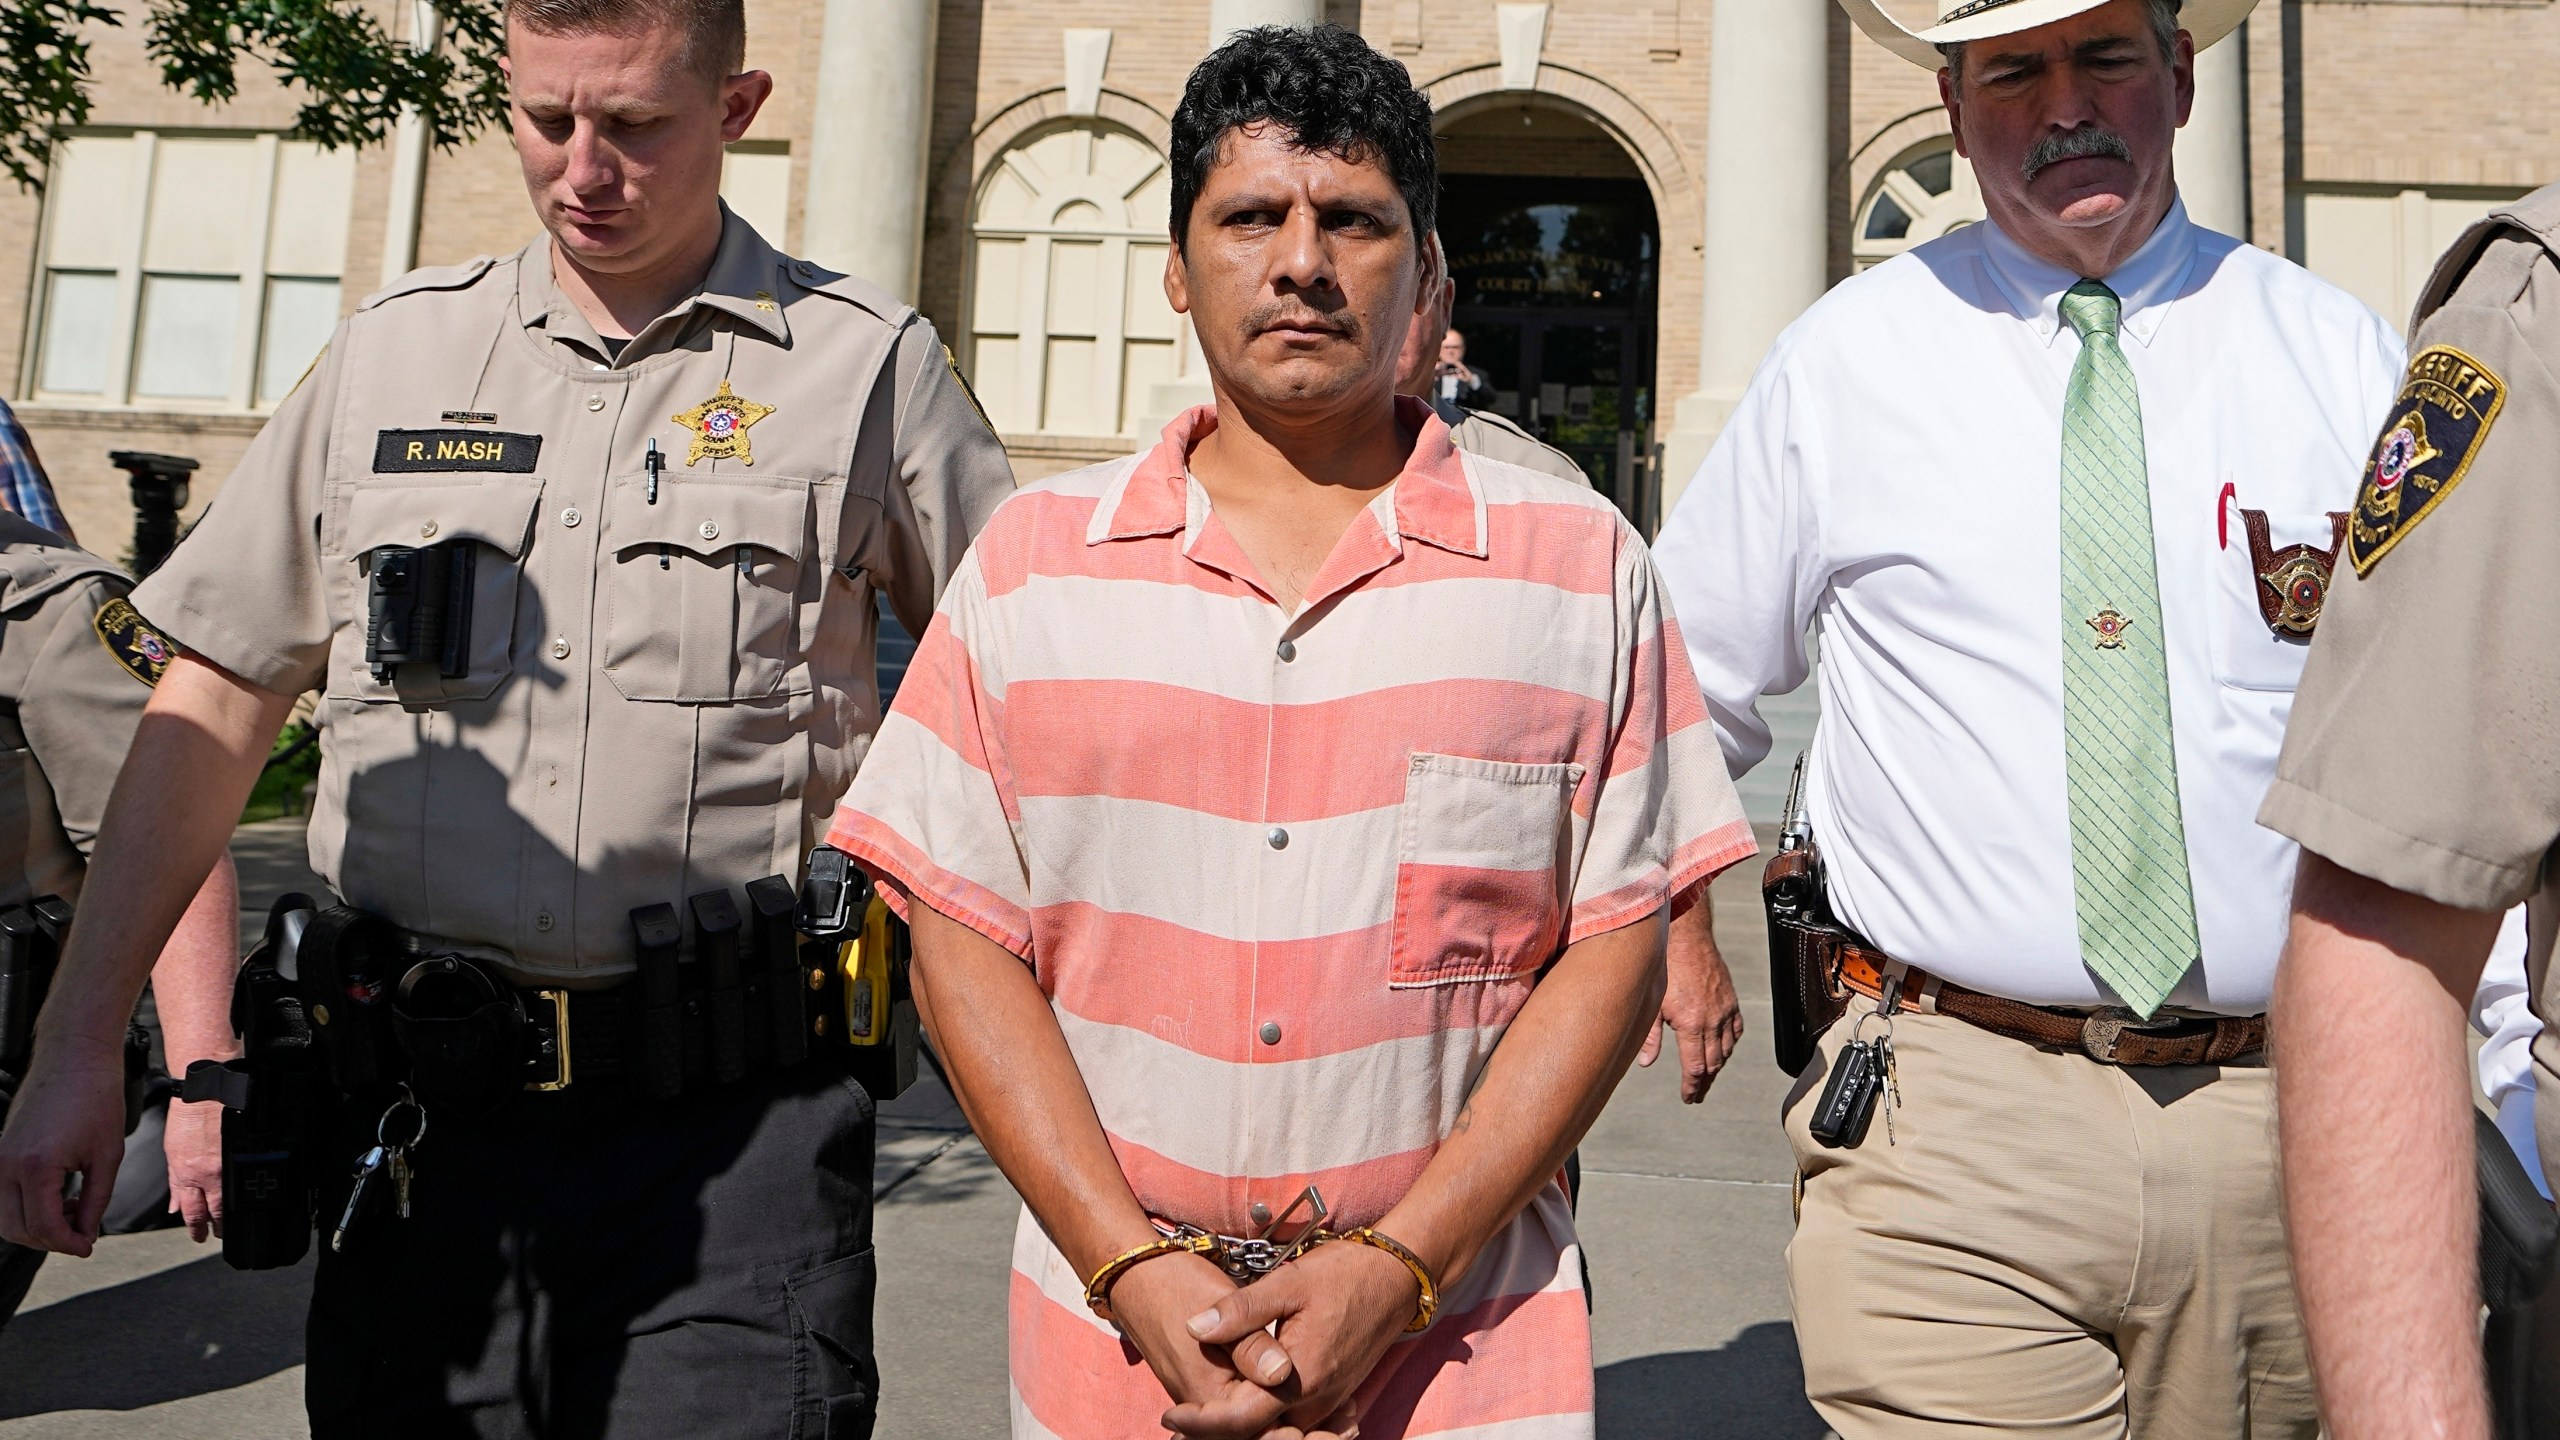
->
[0,0,1013,1431]
[0,511,239,1323]
[2261,182,2560,1440]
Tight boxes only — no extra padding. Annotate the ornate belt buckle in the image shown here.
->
[2080,1006,2175,1064]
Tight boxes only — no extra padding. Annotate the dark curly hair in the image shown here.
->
[1168,24,1439,252]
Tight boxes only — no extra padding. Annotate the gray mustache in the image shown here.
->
[2023,126,2133,180]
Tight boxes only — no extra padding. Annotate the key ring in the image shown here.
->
[377,1084,428,1151]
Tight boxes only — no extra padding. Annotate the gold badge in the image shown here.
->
[752,290,778,312]
[2086,608,2131,649]
[2241,508,2348,637]
[670,380,776,467]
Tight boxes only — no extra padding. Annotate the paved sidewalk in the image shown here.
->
[0,822,1816,1437]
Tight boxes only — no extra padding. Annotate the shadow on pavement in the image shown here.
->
[0,1253,310,1417]
[1597,1320,1825,1439]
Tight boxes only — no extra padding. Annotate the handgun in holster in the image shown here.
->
[1763,754,1864,1077]
[796,846,920,1102]
[181,893,332,1271]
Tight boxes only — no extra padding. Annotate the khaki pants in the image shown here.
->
[1782,1004,2316,1440]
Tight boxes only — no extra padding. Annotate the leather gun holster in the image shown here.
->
[1763,839,1862,1078]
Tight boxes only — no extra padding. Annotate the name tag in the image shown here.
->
[374,429,542,473]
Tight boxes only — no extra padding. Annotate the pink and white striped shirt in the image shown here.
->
[830,400,1753,1440]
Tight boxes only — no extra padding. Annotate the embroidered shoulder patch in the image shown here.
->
[2348,344,2506,574]
[92,597,175,687]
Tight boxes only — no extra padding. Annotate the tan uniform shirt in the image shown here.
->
[1445,408,1590,486]
[0,512,168,909]
[133,212,1016,984]
[2260,181,2560,1182]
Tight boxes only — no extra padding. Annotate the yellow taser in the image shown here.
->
[838,891,897,1044]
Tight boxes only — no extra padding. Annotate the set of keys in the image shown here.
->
[332,1086,429,1253]
[1808,1006,1903,1149]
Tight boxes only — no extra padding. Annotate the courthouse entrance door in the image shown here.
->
[1439,174,1661,529]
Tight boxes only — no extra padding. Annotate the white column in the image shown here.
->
[2175,28,2249,238]
[1659,0,1830,519]
[803,0,938,300]
[379,1,441,285]
[1209,0,1323,48]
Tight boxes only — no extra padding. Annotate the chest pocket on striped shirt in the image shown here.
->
[1389,753,1584,988]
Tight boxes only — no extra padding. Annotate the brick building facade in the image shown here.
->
[5,0,2556,564]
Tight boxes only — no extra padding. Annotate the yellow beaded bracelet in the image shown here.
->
[1338,1226,1440,1333]
[1083,1232,1218,1324]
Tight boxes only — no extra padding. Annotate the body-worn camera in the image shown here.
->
[364,542,475,682]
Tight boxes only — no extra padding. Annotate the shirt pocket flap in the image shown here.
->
[1389,753,1586,987]
[343,479,543,560]
[604,484,809,562]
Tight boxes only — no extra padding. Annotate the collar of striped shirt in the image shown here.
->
[1088,395,1491,562]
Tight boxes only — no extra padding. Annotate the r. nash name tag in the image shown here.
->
[374,429,542,473]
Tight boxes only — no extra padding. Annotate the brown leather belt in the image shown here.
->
[1836,948,2266,1067]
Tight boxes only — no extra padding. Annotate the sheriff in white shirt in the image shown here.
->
[1652,0,2400,1433]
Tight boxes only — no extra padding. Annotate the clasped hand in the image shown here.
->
[1110,1238,1424,1440]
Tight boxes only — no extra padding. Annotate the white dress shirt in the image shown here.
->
[1655,199,2404,1013]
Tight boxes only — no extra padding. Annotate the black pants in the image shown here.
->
[306,1065,877,1440]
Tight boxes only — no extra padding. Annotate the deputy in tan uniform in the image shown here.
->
[2262,182,2560,1440]
[0,511,239,1324]
[1394,238,1590,485]
[0,0,1012,1431]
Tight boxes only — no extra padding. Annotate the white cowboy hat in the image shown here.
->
[1839,0,2256,70]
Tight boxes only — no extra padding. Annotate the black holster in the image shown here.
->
[182,893,331,1271]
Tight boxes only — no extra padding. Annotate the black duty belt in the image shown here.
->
[291,853,913,1118]
[368,879,817,1115]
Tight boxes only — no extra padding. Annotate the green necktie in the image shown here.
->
[2058,280,2197,1019]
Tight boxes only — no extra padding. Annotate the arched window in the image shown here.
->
[966,123,1178,440]
[1853,140,1985,270]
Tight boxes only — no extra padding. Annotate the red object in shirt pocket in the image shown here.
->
[1388,753,1584,988]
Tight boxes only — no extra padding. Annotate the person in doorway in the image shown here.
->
[1430,326,1493,416]
[1394,242,1592,485]
[1651,0,2402,1433]
[828,24,1752,1439]
[0,0,1015,1432]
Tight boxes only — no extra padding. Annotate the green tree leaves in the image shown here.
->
[1,0,509,193]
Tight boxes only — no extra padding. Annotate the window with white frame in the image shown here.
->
[1854,139,1984,271]
[967,122,1179,440]
[31,132,355,409]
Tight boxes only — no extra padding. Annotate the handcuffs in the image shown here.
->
[1082,1186,1440,1334]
